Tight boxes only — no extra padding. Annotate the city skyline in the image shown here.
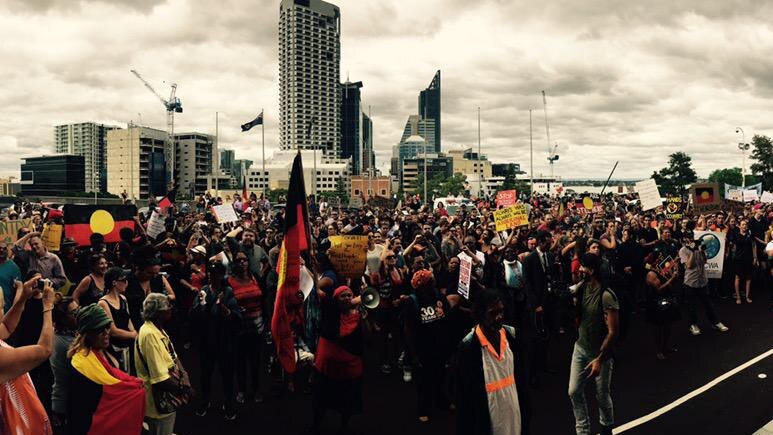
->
[1,0,773,180]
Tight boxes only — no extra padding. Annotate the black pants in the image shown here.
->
[236,331,263,395]
[528,293,558,377]
[200,345,235,408]
[415,357,447,417]
[684,285,719,326]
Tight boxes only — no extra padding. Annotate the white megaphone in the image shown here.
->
[361,287,380,309]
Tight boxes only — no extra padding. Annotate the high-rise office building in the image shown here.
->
[54,122,120,193]
[220,149,235,174]
[279,0,341,155]
[418,70,441,152]
[399,115,436,149]
[106,126,168,199]
[362,112,374,173]
[175,133,214,197]
[232,159,253,187]
[340,81,363,175]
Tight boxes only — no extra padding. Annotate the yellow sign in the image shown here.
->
[493,205,529,231]
[41,224,63,252]
[0,219,32,245]
[327,235,369,279]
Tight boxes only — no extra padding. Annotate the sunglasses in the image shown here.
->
[386,255,396,260]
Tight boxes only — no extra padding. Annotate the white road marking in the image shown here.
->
[614,348,773,434]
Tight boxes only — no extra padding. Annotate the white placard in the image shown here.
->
[146,211,166,239]
[727,189,743,202]
[743,189,760,202]
[694,230,726,279]
[761,191,773,204]
[635,179,662,211]
[211,204,239,223]
[457,252,472,299]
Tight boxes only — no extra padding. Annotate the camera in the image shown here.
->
[37,278,52,291]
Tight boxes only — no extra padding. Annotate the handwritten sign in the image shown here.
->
[493,204,529,231]
[726,189,743,202]
[457,252,472,299]
[211,204,239,223]
[495,190,517,208]
[146,211,166,239]
[41,223,63,252]
[327,235,368,278]
[761,191,773,204]
[636,178,662,211]
[665,197,683,220]
[0,219,32,245]
[743,189,759,202]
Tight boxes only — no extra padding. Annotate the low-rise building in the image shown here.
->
[20,155,85,196]
[351,175,390,199]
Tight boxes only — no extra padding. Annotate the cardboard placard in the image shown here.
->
[727,189,743,202]
[457,252,472,300]
[0,219,33,245]
[495,190,517,208]
[327,235,369,278]
[690,183,720,210]
[211,204,239,223]
[146,211,167,239]
[664,197,684,220]
[694,230,726,279]
[493,204,529,231]
[761,191,773,204]
[743,189,759,202]
[41,223,63,252]
[636,178,662,211]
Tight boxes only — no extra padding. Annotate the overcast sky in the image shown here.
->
[2,0,773,180]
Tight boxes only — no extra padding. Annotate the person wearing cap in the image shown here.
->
[98,267,137,373]
[309,285,364,435]
[0,241,21,314]
[68,303,145,435]
[135,293,181,435]
[0,276,54,434]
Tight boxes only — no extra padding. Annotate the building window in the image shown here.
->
[354,189,360,195]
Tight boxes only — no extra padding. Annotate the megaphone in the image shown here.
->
[361,287,380,309]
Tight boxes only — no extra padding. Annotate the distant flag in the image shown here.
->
[157,185,177,212]
[241,111,264,132]
[272,152,311,374]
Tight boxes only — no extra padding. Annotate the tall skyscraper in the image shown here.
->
[279,0,341,155]
[399,115,436,149]
[362,112,374,173]
[220,149,235,173]
[54,122,120,193]
[340,80,363,175]
[418,70,441,152]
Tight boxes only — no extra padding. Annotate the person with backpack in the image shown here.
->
[567,253,619,435]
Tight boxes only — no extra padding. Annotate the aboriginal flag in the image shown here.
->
[158,185,177,212]
[68,350,145,435]
[272,151,310,374]
[63,205,137,246]
[694,186,716,205]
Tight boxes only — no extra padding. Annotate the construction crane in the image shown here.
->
[130,69,182,185]
[541,90,559,179]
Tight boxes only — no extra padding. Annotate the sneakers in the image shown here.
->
[195,402,210,417]
[689,324,701,336]
[403,367,412,383]
[380,363,393,374]
[223,405,236,421]
[713,322,729,332]
[235,392,245,404]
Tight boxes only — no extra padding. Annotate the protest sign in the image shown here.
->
[727,189,743,202]
[41,223,63,252]
[327,235,368,278]
[690,183,720,210]
[636,178,662,211]
[694,230,726,279]
[664,197,684,220]
[493,204,529,231]
[146,211,167,239]
[0,219,32,245]
[761,191,773,204]
[743,189,759,202]
[495,190,517,208]
[457,252,472,299]
[211,204,239,223]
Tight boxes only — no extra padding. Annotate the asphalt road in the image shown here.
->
[174,295,772,435]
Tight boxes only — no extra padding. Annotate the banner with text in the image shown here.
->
[636,178,662,211]
[457,252,472,299]
[327,235,369,278]
[664,197,684,220]
[146,211,167,239]
[493,204,529,231]
[0,219,32,245]
[495,190,517,208]
[694,230,726,279]
[211,204,240,223]
[41,223,63,252]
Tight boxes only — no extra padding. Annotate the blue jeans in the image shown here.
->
[568,343,614,435]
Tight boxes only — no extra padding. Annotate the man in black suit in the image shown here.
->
[523,230,557,387]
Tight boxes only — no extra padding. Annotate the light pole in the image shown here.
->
[736,127,750,187]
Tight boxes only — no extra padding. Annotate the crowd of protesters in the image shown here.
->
[0,188,771,435]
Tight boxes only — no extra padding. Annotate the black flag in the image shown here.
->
[241,111,264,132]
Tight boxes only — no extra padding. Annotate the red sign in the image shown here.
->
[495,190,517,208]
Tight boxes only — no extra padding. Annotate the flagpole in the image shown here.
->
[261,108,266,197]
[529,109,534,195]
[215,111,219,200]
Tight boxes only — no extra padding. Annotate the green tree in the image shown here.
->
[416,172,467,199]
[750,134,773,190]
[497,165,531,196]
[707,167,758,187]
[267,188,288,203]
[651,152,697,195]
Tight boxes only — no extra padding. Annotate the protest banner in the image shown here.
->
[694,230,726,279]
[727,189,743,202]
[635,178,662,211]
[327,235,368,278]
[146,211,167,239]
[0,219,32,245]
[743,189,759,202]
[41,223,63,252]
[664,197,684,220]
[761,191,773,204]
[495,190,517,208]
[457,252,472,299]
[690,183,720,211]
[211,204,239,223]
[493,204,529,231]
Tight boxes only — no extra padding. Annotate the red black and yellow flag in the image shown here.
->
[158,185,177,212]
[272,151,310,374]
[63,205,137,246]
[69,350,145,435]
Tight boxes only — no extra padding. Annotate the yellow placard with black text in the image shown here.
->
[493,205,529,231]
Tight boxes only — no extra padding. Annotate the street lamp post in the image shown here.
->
[736,127,750,188]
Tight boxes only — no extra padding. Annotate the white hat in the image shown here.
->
[190,245,207,255]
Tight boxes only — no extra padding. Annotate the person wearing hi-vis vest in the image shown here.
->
[455,288,530,435]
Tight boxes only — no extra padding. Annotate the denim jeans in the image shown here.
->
[568,343,614,435]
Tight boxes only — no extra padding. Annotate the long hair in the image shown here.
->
[66,330,100,359]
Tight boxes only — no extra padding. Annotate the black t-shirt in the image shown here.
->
[730,231,754,263]
[405,290,451,360]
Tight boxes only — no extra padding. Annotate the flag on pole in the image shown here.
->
[241,111,263,132]
[242,173,248,203]
[157,185,177,212]
[272,152,310,374]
